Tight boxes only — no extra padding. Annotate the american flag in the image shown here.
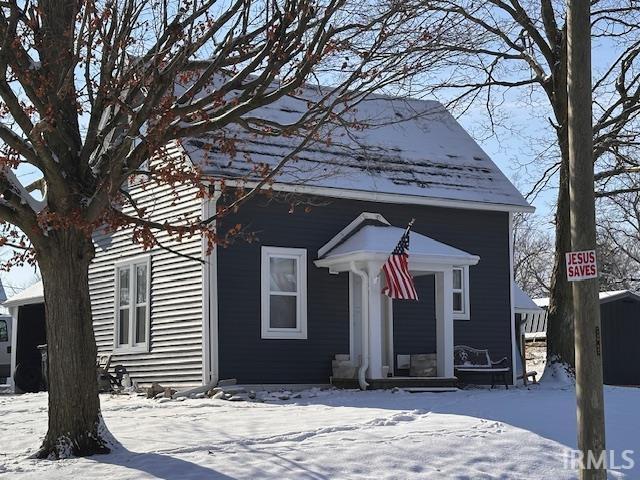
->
[381,220,418,300]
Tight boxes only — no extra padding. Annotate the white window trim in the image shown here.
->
[114,255,151,353]
[261,246,308,339]
[453,265,471,320]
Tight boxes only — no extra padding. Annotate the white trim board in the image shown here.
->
[214,179,535,214]
[315,251,479,273]
[508,212,518,385]
[202,186,221,385]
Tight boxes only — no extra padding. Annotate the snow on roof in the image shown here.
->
[3,281,44,307]
[183,87,532,211]
[534,289,640,308]
[598,290,640,304]
[533,297,549,308]
[513,284,542,314]
[322,224,478,264]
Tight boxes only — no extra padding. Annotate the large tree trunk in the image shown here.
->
[546,144,576,371]
[544,30,576,373]
[35,230,111,459]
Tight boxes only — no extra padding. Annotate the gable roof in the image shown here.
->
[324,224,479,263]
[316,213,479,273]
[317,212,391,258]
[182,88,532,212]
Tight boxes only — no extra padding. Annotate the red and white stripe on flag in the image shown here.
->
[381,226,418,300]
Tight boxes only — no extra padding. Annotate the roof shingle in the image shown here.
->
[182,90,531,211]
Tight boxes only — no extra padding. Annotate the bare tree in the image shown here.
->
[415,0,640,370]
[597,191,640,289]
[0,0,446,458]
[596,233,640,290]
[513,213,552,299]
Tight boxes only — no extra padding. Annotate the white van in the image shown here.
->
[0,315,11,382]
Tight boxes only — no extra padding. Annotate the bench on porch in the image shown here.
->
[454,345,511,389]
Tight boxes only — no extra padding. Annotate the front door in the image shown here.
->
[392,274,437,374]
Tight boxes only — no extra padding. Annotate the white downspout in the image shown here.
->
[350,261,369,390]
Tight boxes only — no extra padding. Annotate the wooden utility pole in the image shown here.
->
[567,1,607,479]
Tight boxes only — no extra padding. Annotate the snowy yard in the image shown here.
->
[1,382,639,480]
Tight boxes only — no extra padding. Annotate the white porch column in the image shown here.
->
[435,269,454,377]
[366,261,384,379]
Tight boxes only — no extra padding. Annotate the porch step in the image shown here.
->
[369,376,458,390]
[331,376,459,390]
[0,384,13,395]
[404,387,459,393]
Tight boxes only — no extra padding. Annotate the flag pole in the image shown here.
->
[405,218,416,234]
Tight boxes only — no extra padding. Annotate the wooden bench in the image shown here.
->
[454,345,511,389]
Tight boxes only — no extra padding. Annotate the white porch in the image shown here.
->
[315,213,479,389]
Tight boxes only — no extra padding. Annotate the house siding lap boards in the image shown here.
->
[89,179,204,388]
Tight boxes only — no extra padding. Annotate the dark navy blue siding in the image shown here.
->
[600,297,640,385]
[216,194,512,384]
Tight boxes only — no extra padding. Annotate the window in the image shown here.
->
[115,256,151,351]
[261,247,307,339]
[453,266,470,320]
[0,319,7,342]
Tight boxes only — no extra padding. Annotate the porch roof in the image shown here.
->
[315,224,479,271]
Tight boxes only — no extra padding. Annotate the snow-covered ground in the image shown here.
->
[1,382,639,479]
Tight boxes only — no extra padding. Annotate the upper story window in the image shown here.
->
[261,246,307,339]
[0,319,7,342]
[115,256,151,352]
[453,266,470,320]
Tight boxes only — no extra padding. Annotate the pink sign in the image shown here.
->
[565,250,598,282]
